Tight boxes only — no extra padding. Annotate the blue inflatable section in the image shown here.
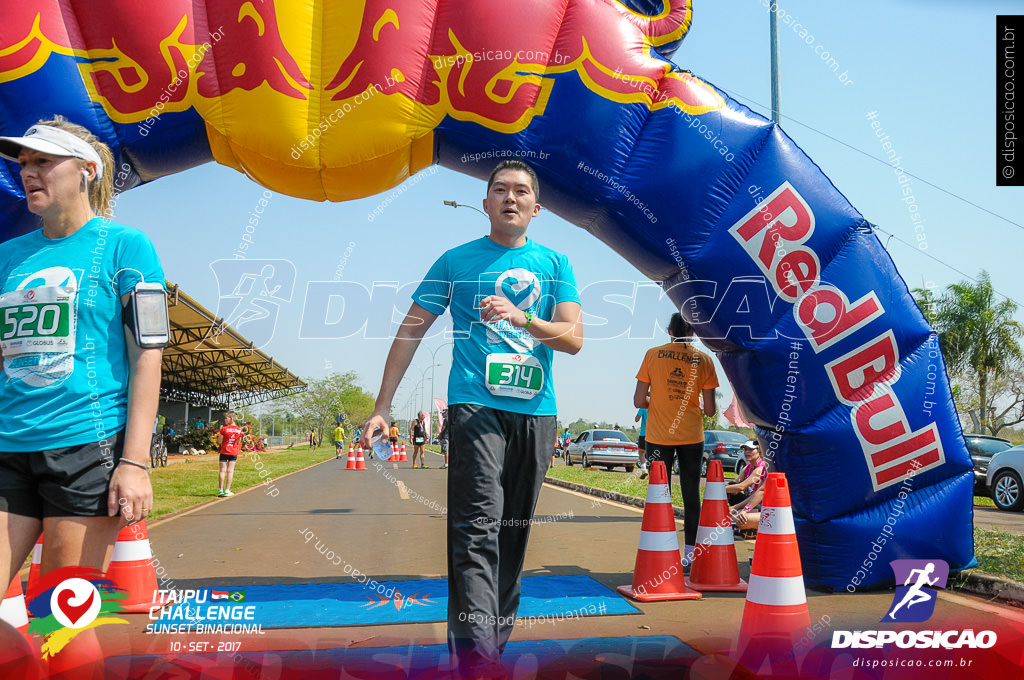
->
[0,1,973,590]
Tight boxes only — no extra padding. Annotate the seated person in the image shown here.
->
[731,484,765,532]
[726,440,767,532]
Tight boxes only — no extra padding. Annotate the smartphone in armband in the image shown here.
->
[126,282,169,348]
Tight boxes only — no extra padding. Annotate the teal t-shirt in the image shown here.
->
[0,218,164,451]
[413,237,579,416]
[637,408,648,436]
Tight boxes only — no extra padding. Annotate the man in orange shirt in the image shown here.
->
[634,313,718,569]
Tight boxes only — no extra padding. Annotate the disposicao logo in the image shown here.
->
[885,558,949,623]
[831,559,997,650]
[26,566,128,658]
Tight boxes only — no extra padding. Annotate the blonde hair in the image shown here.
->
[34,115,115,218]
[224,411,237,423]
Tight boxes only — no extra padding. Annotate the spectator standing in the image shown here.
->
[634,313,718,570]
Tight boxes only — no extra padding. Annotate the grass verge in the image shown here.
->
[547,463,1023,583]
[544,460,739,509]
[973,528,1024,582]
[149,445,335,521]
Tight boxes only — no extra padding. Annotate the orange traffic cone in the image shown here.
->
[24,537,43,602]
[617,461,702,601]
[345,444,357,470]
[686,460,748,592]
[105,521,162,614]
[738,473,809,652]
[396,442,408,462]
[354,446,368,471]
[0,578,28,632]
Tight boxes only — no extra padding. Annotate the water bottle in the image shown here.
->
[370,433,394,461]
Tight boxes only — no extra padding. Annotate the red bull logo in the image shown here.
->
[0,1,309,120]
[1,0,721,125]
[329,0,722,131]
[0,0,724,201]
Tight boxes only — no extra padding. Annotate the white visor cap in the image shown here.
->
[0,124,104,179]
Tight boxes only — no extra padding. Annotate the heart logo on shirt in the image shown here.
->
[495,268,540,310]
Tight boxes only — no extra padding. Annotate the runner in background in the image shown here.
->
[217,412,244,497]
[438,409,450,469]
[635,407,649,479]
[333,421,346,460]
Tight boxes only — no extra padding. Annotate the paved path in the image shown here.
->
[973,504,1024,535]
[74,448,1024,677]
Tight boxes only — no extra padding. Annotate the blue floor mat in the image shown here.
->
[149,574,639,629]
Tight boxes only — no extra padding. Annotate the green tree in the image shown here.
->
[284,372,376,445]
[701,388,724,431]
[929,271,1023,435]
[912,283,940,326]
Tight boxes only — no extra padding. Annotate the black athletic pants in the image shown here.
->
[446,403,556,678]
[644,441,704,548]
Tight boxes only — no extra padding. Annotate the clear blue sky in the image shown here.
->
[112,1,1023,426]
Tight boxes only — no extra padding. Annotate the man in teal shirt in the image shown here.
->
[362,160,582,679]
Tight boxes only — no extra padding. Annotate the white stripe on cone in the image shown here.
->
[0,593,28,629]
[638,530,681,552]
[757,506,796,535]
[645,484,670,503]
[695,523,734,546]
[746,574,807,606]
[112,538,153,563]
[703,484,727,501]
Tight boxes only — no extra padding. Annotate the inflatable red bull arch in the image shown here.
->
[0,0,973,590]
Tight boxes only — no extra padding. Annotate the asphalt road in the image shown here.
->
[973,504,1024,535]
[79,448,1024,678]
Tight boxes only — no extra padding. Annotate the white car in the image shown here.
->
[986,445,1024,512]
[565,429,639,472]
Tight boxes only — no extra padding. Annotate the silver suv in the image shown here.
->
[964,434,1012,493]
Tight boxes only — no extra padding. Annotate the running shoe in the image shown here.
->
[222,490,234,497]
[421,464,429,469]
[441,464,448,469]
[217,489,225,497]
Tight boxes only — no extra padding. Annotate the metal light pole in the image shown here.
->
[770,5,782,124]
[428,342,454,427]
[412,364,435,415]
[443,200,488,217]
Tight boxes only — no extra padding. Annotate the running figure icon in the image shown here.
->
[223,264,281,328]
[886,562,938,620]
